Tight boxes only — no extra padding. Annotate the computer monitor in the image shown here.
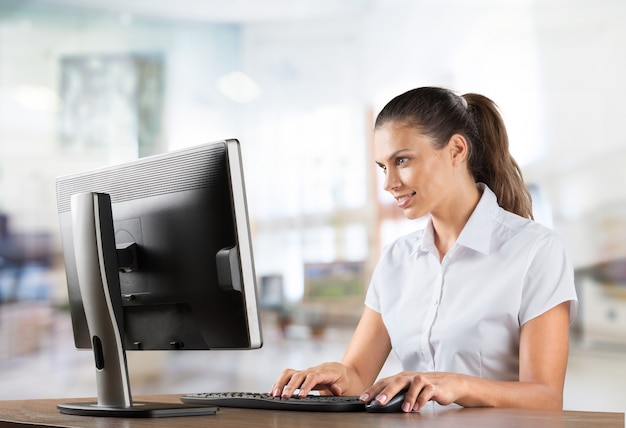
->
[55,139,262,417]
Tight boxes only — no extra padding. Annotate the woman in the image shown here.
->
[270,87,578,412]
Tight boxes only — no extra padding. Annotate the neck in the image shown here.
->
[431,182,481,261]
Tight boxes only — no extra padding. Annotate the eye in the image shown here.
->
[396,157,409,166]
[376,162,387,173]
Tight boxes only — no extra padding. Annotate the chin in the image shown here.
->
[402,210,425,220]
[397,200,429,220]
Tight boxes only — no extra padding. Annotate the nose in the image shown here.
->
[383,169,400,193]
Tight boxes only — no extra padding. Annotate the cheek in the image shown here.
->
[400,165,428,188]
[417,159,448,186]
[403,168,447,202]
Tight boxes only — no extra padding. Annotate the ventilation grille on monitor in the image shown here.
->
[56,144,226,213]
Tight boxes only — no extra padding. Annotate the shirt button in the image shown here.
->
[428,363,435,371]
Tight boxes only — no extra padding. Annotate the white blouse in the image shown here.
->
[365,184,578,381]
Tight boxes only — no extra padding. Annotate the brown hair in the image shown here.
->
[374,87,533,219]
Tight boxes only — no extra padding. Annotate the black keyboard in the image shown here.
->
[180,392,365,412]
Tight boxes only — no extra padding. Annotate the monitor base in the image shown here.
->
[57,401,218,418]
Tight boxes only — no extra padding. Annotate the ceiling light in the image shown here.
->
[13,85,61,112]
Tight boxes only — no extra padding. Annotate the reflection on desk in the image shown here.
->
[0,394,623,428]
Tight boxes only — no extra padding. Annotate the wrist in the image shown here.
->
[455,374,474,406]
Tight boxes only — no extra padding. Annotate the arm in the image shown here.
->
[456,300,571,408]
[362,301,571,411]
[341,307,393,394]
[270,307,391,397]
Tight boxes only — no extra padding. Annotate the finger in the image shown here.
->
[296,373,322,397]
[270,368,298,397]
[360,376,403,404]
[381,376,414,405]
[414,383,436,411]
[328,383,343,396]
[404,374,432,411]
[296,372,342,397]
[359,379,387,403]
[282,371,309,397]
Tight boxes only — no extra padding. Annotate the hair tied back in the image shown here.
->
[459,94,468,110]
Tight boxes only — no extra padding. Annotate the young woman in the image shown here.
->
[270,87,578,412]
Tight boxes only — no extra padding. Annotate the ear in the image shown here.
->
[447,134,469,165]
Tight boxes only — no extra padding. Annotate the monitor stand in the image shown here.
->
[57,192,217,417]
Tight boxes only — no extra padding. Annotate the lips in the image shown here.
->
[395,192,416,209]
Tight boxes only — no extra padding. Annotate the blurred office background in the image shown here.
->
[1,0,625,413]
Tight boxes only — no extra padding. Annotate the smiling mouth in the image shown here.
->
[395,192,416,207]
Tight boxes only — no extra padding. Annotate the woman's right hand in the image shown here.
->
[269,362,351,398]
[270,308,392,399]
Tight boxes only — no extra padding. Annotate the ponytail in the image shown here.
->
[463,93,533,219]
[375,87,533,219]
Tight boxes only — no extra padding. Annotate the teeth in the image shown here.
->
[395,192,416,205]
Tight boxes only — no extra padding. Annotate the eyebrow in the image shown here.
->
[375,149,412,166]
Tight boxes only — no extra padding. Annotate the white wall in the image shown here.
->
[0,4,242,235]
[2,0,625,263]
[528,0,626,267]
[240,0,626,269]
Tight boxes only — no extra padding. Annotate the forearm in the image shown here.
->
[455,375,564,409]
[339,307,392,395]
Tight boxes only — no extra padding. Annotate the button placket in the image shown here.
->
[422,255,444,373]
[427,252,452,373]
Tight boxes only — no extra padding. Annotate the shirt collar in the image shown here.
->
[416,183,498,256]
[456,183,497,255]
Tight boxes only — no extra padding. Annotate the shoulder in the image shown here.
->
[381,229,425,261]
[493,208,574,294]
[493,206,563,249]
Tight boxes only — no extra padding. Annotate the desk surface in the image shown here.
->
[0,395,623,428]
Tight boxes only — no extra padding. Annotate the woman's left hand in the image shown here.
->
[360,371,467,412]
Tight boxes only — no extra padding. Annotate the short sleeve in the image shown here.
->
[519,232,578,326]
[364,253,383,314]
[364,240,403,314]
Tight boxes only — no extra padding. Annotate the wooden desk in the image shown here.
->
[0,395,623,428]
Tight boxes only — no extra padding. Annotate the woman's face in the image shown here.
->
[374,122,456,220]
